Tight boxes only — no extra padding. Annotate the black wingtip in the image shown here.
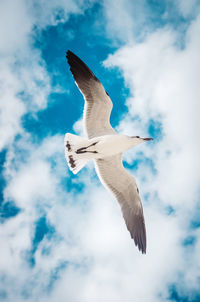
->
[130,215,147,254]
[136,237,146,254]
[66,50,72,55]
[65,50,99,82]
[140,246,146,254]
[66,50,79,61]
[66,50,72,60]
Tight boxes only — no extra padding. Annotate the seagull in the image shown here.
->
[65,50,153,254]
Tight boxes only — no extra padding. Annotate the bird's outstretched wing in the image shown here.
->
[95,154,146,254]
[66,50,116,139]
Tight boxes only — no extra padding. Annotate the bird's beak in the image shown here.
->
[142,138,153,141]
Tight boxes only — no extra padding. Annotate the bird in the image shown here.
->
[65,50,153,254]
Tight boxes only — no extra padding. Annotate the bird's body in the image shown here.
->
[65,50,153,254]
[91,134,145,157]
[67,134,142,159]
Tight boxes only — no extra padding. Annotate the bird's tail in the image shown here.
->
[64,133,91,174]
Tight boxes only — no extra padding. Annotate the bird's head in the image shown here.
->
[130,136,153,146]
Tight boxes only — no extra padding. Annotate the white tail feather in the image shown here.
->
[64,133,90,174]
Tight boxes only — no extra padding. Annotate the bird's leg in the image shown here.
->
[76,142,98,154]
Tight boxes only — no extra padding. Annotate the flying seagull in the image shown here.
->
[65,50,153,254]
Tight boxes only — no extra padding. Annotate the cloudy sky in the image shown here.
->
[1,0,200,301]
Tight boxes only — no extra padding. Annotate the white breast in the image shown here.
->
[94,134,133,157]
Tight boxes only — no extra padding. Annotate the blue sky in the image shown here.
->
[1,0,200,301]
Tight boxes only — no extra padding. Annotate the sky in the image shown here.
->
[0,0,200,301]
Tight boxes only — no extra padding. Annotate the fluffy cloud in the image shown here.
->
[102,0,150,43]
[0,0,93,151]
[103,9,200,300]
[1,1,200,302]
[176,0,200,18]
[27,0,87,28]
[105,16,200,209]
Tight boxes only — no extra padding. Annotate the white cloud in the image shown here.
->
[105,17,200,210]
[0,0,32,54]
[102,0,149,43]
[176,0,200,18]
[4,134,65,209]
[27,0,83,28]
[101,9,200,301]
[0,0,93,151]
[73,117,85,136]
[1,1,200,302]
